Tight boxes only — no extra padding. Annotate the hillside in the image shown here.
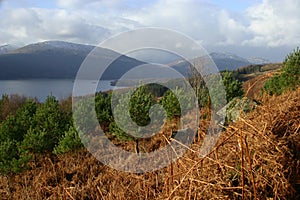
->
[237,63,282,81]
[0,74,299,199]
[0,41,145,80]
[235,63,283,99]
[210,52,252,70]
[0,41,267,80]
[0,45,17,55]
[169,52,253,76]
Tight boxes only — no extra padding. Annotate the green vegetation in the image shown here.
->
[189,69,244,109]
[0,68,245,174]
[264,47,300,95]
[53,125,83,155]
[109,85,155,141]
[160,87,194,119]
[221,70,244,102]
[1,51,300,200]
[130,85,155,127]
[0,95,75,173]
[0,98,37,173]
[237,64,263,74]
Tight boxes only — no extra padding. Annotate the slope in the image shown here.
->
[0,41,145,80]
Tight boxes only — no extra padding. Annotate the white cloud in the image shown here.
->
[0,0,299,60]
[126,0,221,43]
[56,0,120,9]
[125,0,300,48]
[121,0,300,60]
[0,7,111,45]
[214,10,248,45]
[244,0,300,47]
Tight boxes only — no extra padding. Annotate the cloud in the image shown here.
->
[0,0,299,61]
[56,0,95,8]
[34,8,111,43]
[121,0,299,60]
[0,0,144,45]
[244,0,300,47]
[216,10,251,45]
[125,0,300,48]
[0,7,111,45]
[56,0,117,9]
[126,0,222,44]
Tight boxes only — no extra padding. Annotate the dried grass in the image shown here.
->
[0,87,299,200]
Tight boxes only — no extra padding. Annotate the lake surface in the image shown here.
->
[0,79,118,101]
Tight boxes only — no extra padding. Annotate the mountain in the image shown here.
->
[0,41,145,80]
[0,44,17,55]
[246,57,270,65]
[168,52,253,76]
[0,41,269,80]
[209,52,251,71]
[12,41,94,55]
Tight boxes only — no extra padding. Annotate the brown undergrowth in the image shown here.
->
[0,87,299,200]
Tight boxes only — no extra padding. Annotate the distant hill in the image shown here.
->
[236,63,282,82]
[168,52,253,76]
[0,41,145,80]
[0,41,271,80]
[246,57,270,65]
[209,52,252,71]
[0,44,17,55]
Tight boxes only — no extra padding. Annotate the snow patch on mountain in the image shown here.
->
[0,44,17,54]
[247,57,270,64]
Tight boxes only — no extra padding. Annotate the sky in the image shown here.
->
[0,0,300,61]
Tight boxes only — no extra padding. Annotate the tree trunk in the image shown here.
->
[135,138,139,154]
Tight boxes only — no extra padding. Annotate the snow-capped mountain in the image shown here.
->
[209,52,251,71]
[0,41,145,80]
[210,52,249,62]
[0,40,271,80]
[12,41,95,55]
[169,51,253,76]
[247,57,270,65]
[0,44,17,55]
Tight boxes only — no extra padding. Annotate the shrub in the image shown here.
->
[129,85,155,127]
[21,95,66,153]
[160,89,181,119]
[73,97,98,134]
[95,92,112,125]
[21,127,49,153]
[0,139,31,174]
[0,99,38,174]
[221,70,244,102]
[0,94,28,122]
[0,99,37,143]
[188,69,243,109]
[0,139,19,173]
[264,47,300,95]
[0,94,80,173]
[53,125,83,155]
[160,87,194,119]
[109,85,155,141]
[109,121,133,141]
